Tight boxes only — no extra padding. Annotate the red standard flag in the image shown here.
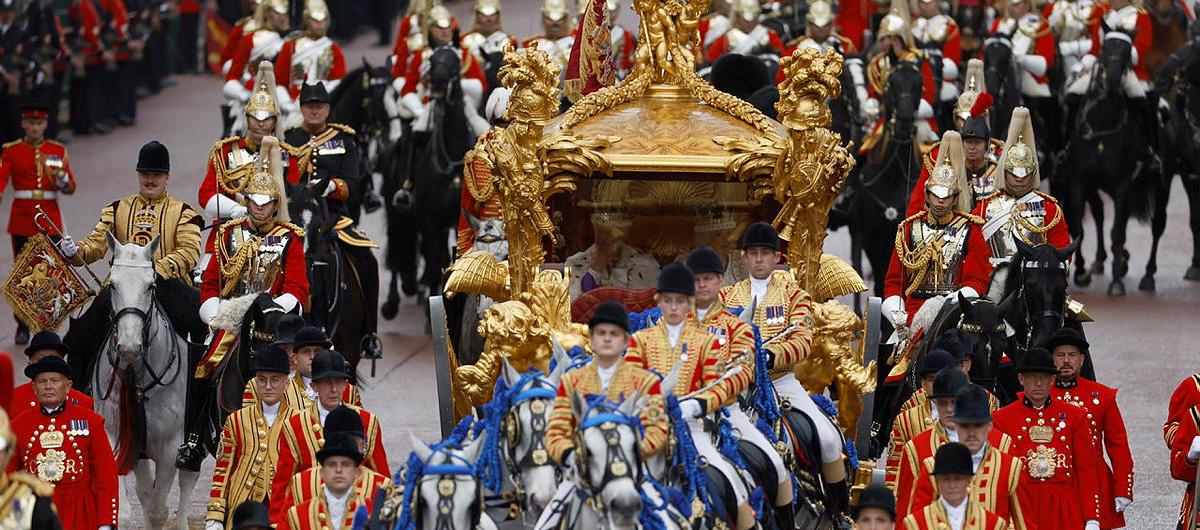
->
[564,0,616,103]
[205,10,232,75]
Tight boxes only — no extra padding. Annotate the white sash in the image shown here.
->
[981,192,1040,240]
[291,36,333,67]
[730,25,770,56]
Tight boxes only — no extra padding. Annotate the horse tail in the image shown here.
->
[1125,154,1162,222]
[114,368,146,475]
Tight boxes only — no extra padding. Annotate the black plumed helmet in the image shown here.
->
[136,140,170,173]
[589,299,630,332]
[686,246,725,275]
[656,263,696,296]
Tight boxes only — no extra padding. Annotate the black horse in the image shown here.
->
[1062,37,1160,295]
[982,32,1023,138]
[382,46,478,317]
[329,60,394,222]
[953,3,988,59]
[1152,33,1200,283]
[848,59,924,295]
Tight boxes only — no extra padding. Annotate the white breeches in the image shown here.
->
[688,416,749,504]
[726,403,789,485]
[772,374,844,464]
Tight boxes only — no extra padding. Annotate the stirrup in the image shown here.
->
[361,333,383,359]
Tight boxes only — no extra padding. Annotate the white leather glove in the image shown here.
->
[204,194,247,220]
[1081,54,1097,73]
[1115,497,1132,513]
[199,298,220,327]
[222,78,251,103]
[1188,435,1200,462]
[679,398,704,419]
[205,520,224,530]
[274,293,300,313]
[881,296,906,327]
[1085,520,1100,530]
[57,235,78,257]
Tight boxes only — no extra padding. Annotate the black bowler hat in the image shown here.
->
[293,325,333,350]
[231,500,272,530]
[273,314,306,346]
[1016,347,1057,375]
[311,349,350,381]
[23,356,71,380]
[740,222,779,250]
[589,299,630,333]
[930,366,969,399]
[952,384,993,425]
[851,483,896,520]
[933,329,972,363]
[317,431,365,465]
[24,330,69,357]
[960,115,991,141]
[919,349,956,378]
[932,442,975,476]
[250,343,291,374]
[1045,328,1089,355]
[299,81,330,105]
[324,404,366,437]
[136,140,171,173]
[656,263,696,296]
[686,246,725,276]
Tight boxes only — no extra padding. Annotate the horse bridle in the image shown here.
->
[416,450,485,530]
[98,259,183,401]
[499,379,559,510]
[574,405,645,503]
[1017,257,1068,347]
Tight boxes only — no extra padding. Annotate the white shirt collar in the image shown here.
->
[324,485,352,524]
[596,362,619,391]
[749,276,771,302]
[665,321,684,349]
[695,304,711,321]
[930,401,939,420]
[946,426,959,442]
[262,401,281,426]
[972,443,988,472]
[940,497,968,530]
[317,401,333,426]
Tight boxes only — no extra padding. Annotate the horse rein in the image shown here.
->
[418,451,485,530]
[500,380,559,512]
[97,260,183,402]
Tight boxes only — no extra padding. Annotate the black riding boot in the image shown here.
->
[175,375,211,472]
[349,245,383,359]
[824,479,853,528]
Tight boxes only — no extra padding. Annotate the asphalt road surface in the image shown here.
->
[0,7,1198,527]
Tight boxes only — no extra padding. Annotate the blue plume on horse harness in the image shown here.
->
[472,368,556,493]
[629,306,663,334]
[808,393,859,469]
[664,394,715,514]
[750,323,782,425]
[395,416,479,530]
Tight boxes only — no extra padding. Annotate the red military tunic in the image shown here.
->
[8,402,119,530]
[0,138,76,236]
[1167,373,1200,435]
[397,47,487,98]
[883,211,993,322]
[8,383,93,419]
[269,403,389,525]
[704,25,785,64]
[199,218,310,306]
[1093,4,1153,84]
[992,396,1103,529]
[972,191,1071,260]
[989,15,1056,97]
[226,29,285,88]
[1169,403,1200,528]
[67,0,104,66]
[273,37,348,101]
[390,13,425,80]
[893,422,1014,518]
[220,17,259,74]
[696,302,756,400]
[199,136,260,249]
[1053,377,1133,528]
[900,500,1009,530]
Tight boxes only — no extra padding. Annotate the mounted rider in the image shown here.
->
[911,0,963,125]
[461,0,518,88]
[703,0,785,69]
[396,5,489,119]
[861,0,939,149]
[390,0,438,88]
[624,263,756,530]
[273,0,346,128]
[719,221,853,519]
[698,0,733,62]
[202,62,284,260]
[780,0,863,90]
[687,245,796,524]
[1066,0,1156,146]
[991,0,1056,148]
[1046,0,1103,88]
[521,0,575,73]
[224,0,289,135]
[884,131,993,328]
[972,106,1070,265]
[282,80,382,359]
[219,0,266,77]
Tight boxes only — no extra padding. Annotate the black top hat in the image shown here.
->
[656,263,695,296]
[317,431,365,465]
[311,349,350,381]
[24,330,69,358]
[851,483,896,520]
[231,500,273,530]
[919,349,955,378]
[1016,347,1057,375]
[299,81,330,105]
[1045,328,1089,355]
[933,329,971,363]
[292,325,333,350]
[23,356,71,380]
[324,404,366,437]
[136,140,171,173]
[588,299,630,333]
[740,222,780,250]
[273,314,306,345]
[930,366,969,399]
[250,343,291,374]
[711,53,771,102]
[686,246,725,276]
[932,442,975,476]
[952,384,993,425]
[960,115,991,141]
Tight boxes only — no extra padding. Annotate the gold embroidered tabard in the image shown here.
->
[216,220,304,298]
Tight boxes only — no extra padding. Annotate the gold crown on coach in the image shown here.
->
[1004,134,1037,175]
[694,207,738,233]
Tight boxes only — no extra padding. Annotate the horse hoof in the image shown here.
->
[1186,266,1200,281]
[1074,270,1092,287]
[381,298,400,320]
[1108,281,1127,296]
[1138,275,1156,292]
[1089,261,1105,277]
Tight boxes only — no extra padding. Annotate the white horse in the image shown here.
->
[490,355,567,522]
[92,234,200,530]
[409,432,499,530]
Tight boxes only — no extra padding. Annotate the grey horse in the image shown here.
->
[92,234,200,530]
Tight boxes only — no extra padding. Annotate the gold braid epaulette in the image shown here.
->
[211,137,253,195]
[328,123,356,136]
[9,472,54,497]
[1,139,20,149]
[273,221,306,238]
[958,211,985,224]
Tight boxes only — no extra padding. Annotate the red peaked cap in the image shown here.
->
[970,92,993,118]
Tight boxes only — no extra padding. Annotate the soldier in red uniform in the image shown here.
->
[9,331,93,419]
[900,443,1008,530]
[1168,375,1200,528]
[8,356,119,530]
[993,348,1102,530]
[224,0,290,117]
[704,0,784,65]
[396,6,488,116]
[1047,328,1133,529]
[273,0,347,122]
[0,103,76,344]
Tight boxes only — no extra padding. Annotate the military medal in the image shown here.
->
[68,419,89,436]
